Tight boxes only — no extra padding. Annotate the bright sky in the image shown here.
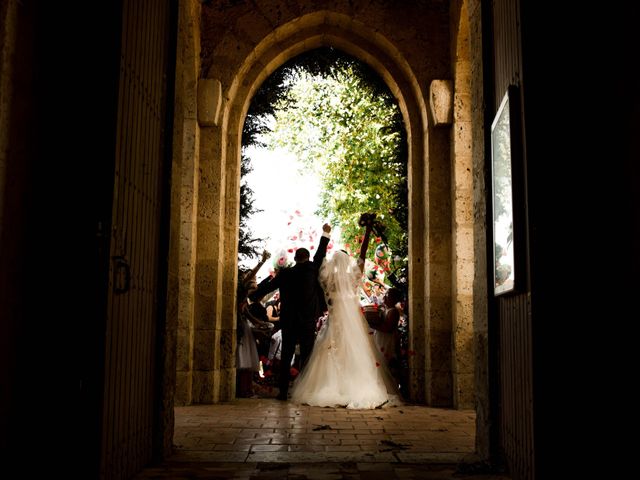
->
[241,145,341,280]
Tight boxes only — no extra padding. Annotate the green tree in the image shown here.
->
[240,48,408,282]
[263,64,407,268]
[237,153,263,259]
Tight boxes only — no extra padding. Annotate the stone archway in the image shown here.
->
[171,1,486,425]
[218,11,440,406]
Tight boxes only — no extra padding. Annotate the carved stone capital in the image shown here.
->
[429,79,453,126]
[198,78,222,126]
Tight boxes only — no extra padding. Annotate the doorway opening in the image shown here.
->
[236,47,410,400]
[171,3,487,462]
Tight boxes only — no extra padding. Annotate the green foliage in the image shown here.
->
[238,154,264,259]
[262,61,407,266]
[240,47,408,275]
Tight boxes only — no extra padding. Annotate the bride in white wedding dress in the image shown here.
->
[290,219,402,409]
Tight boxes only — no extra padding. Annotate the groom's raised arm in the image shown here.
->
[313,223,331,265]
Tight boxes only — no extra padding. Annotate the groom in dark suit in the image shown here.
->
[249,223,331,400]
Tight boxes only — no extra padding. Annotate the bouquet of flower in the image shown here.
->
[272,248,292,272]
[358,212,388,245]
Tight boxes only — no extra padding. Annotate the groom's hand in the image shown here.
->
[322,223,331,234]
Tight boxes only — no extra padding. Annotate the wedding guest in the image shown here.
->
[371,286,403,373]
[265,291,280,322]
[236,250,271,397]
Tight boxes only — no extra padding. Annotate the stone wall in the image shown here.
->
[172,0,202,406]
[172,0,485,413]
[450,0,475,410]
[458,0,491,457]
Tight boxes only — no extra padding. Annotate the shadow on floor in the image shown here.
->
[134,400,510,479]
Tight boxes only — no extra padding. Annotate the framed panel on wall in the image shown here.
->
[491,85,524,296]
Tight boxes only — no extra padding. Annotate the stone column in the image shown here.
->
[451,61,475,409]
[173,0,201,406]
[408,131,427,404]
[424,79,454,406]
[192,123,226,403]
[219,106,245,402]
[467,0,491,458]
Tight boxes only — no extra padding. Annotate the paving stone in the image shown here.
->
[133,401,513,479]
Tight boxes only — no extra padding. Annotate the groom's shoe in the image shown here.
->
[276,391,288,401]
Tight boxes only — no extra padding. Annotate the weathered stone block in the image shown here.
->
[427,331,452,373]
[454,237,474,278]
[454,373,475,409]
[174,371,192,406]
[428,295,452,332]
[428,260,452,297]
[454,296,474,330]
[181,119,199,178]
[195,259,215,298]
[212,328,221,370]
[176,327,193,372]
[182,67,197,119]
[192,370,215,404]
[428,196,451,230]
[211,368,221,403]
[454,190,474,226]
[454,61,471,92]
[166,272,179,320]
[454,92,472,121]
[178,276,195,329]
[194,328,215,370]
[455,260,474,294]
[429,79,453,126]
[219,328,236,369]
[197,78,222,126]
[454,120,472,156]
[427,369,453,407]
[197,192,218,221]
[194,299,215,337]
[198,128,223,187]
[219,368,235,401]
[409,360,426,403]
[452,330,474,374]
[453,155,473,191]
[235,9,278,47]
[428,229,451,265]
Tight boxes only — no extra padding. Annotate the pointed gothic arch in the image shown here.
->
[173,4,485,425]
[216,12,433,404]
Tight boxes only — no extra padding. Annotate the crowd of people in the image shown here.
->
[235,216,408,407]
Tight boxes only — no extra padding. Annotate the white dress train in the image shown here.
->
[290,251,401,409]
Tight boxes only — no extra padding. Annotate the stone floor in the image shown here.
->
[133,399,510,479]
